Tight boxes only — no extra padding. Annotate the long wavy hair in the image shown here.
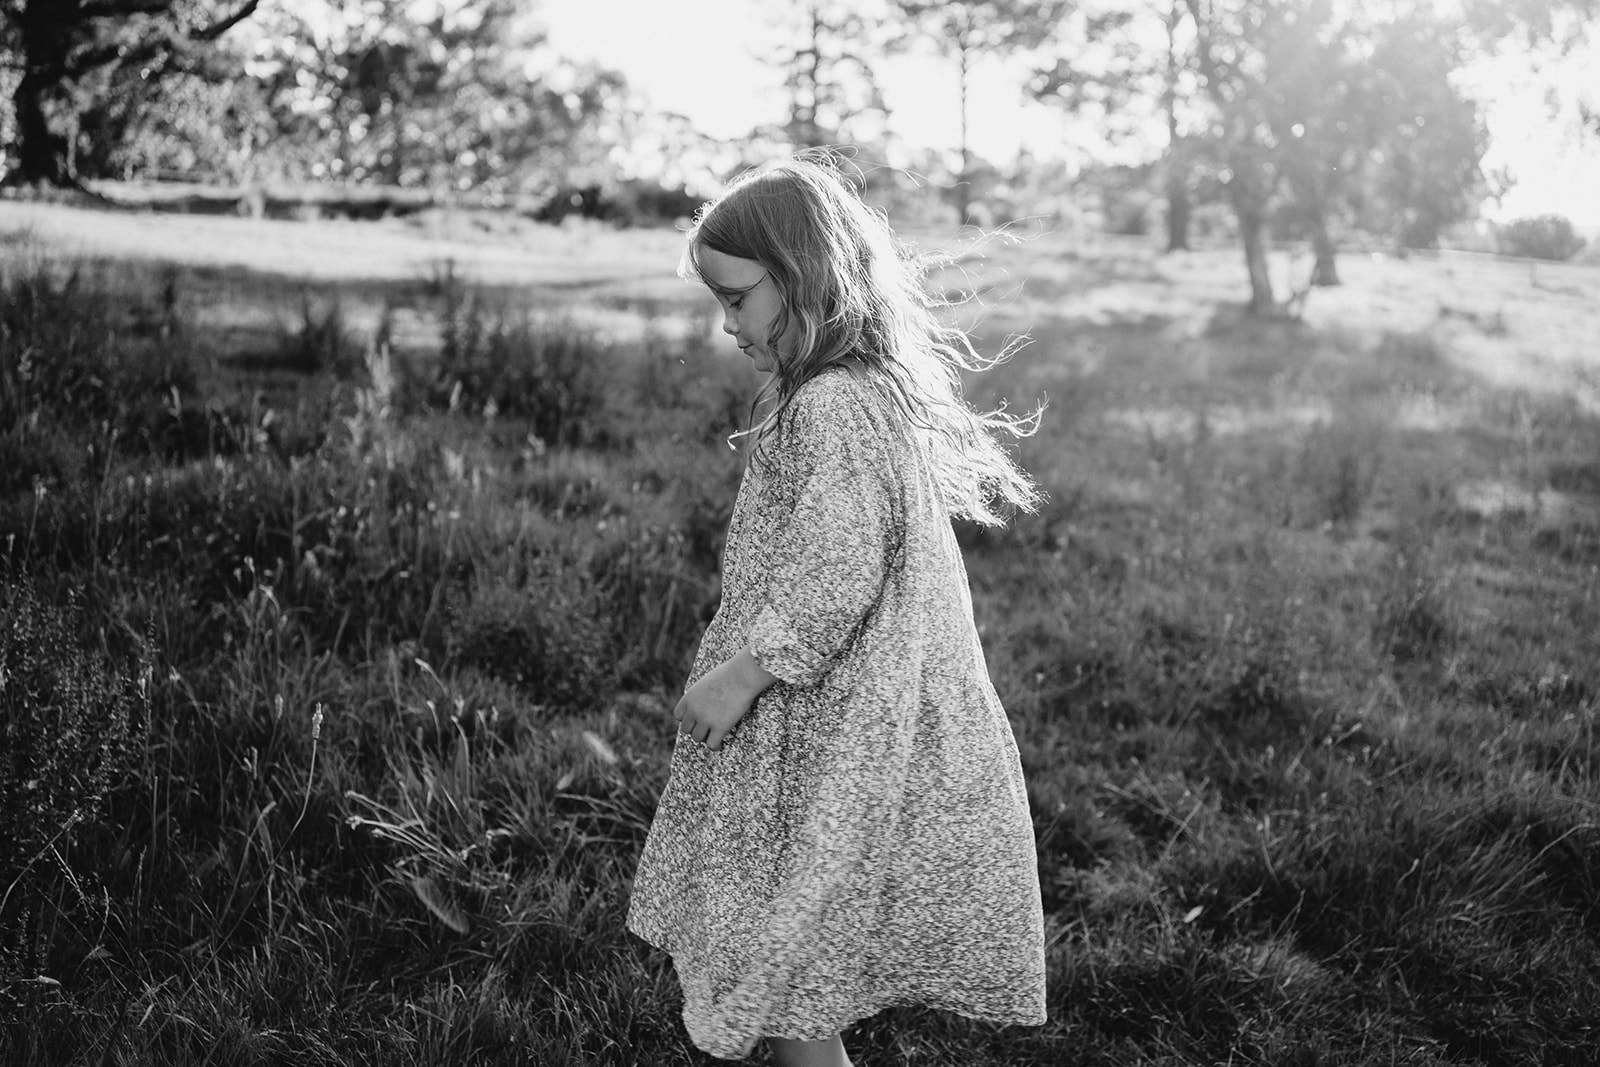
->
[681,154,1043,527]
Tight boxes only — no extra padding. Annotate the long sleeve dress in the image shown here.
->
[626,364,1046,1060]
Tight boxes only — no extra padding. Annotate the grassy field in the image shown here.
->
[2,197,1598,1066]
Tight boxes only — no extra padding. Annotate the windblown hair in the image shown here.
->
[681,154,1043,527]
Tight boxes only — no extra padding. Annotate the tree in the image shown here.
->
[1184,0,1486,307]
[1459,0,1598,47]
[1357,13,1487,253]
[73,32,268,181]
[1184,0,1282,313]
[0,0,259,186]
[1156,0,1195,250]
[252,0,625,194]
[1045,0,1591,310]
[1033,0,1203,252]
[765,0,891,151]
[892,0,1069,226]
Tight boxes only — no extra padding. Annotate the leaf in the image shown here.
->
[409,875,470,935]
[580,729,618,766]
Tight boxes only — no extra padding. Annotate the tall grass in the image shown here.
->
[1,235,1597,1065]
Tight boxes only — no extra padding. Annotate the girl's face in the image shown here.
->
[696,246,792,375]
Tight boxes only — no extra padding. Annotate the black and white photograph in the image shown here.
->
[2,1,1598,1064]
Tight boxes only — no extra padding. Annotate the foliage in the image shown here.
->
[761,0,894,150]
[280,290,366,378]
[1495,214,1588,261]
[531,178,703,227]
[431,280,610,447]
[0,0,261,185]
[248,0,625,194]
[892,0,1071,224]
[0,260,201,483]
[73,40,271,184]
[0,576,150,1005]
[1034,1,1495,304]
[1031,0,1177,143]
[1032,0,1216,252]
[1356,13,1488,251]
[444,566,612,709]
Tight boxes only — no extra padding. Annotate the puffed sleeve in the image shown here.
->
[746,379,901,686]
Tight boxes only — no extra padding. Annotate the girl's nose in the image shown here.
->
[722,308,739,336]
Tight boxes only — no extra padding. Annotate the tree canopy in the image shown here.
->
[0,0,260,185]
[893,0,1069,224]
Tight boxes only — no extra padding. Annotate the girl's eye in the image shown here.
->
[729,298,744,311]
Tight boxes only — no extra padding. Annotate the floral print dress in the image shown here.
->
[626,365,1046,1059]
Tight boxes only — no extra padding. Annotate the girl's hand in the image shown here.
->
[674,646,777,752]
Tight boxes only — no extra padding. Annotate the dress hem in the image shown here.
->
[627,919,1047,1058]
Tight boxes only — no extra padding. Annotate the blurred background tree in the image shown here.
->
[0,0,260,187]
[764,0,892,153]
[1354,12,1489,257]
[250,0,625,194]
[891,0,1069,226]
[1025,0,1590,310]
[1032,0,1202,251]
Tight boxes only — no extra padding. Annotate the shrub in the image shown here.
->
[0,260,200,443]
[280,290,366,378]
[1495,215,1587,262]
[1373,547,1453,663]
[0,419,82,497]
[444,569,612,710]
[432,290,609,447]
[0,576,150,997]
[586,518,720,691]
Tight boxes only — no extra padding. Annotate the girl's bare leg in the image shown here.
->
[766,1033,854,1067]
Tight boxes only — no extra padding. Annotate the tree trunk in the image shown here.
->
[9,72,76,186]
[1163,0,1189,252]
[1165,176,1191,253]
[955,44,971,227]
[1236,201,1275,314]
[1224,143,1277,313]
[1309,213,1340,286]
[7,7,77,187]
[803,1,824,147]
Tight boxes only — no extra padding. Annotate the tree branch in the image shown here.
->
[77,0,174,18]
[62,1,258,79]
[194,0,259,43]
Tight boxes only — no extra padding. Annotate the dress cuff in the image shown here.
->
[747,604,822,686]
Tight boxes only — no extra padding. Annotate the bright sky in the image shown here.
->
[1460,40,1600,228]
[537,0,1061,164]
[540,0,1600,228]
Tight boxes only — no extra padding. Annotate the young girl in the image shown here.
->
[626,157,1047,1066]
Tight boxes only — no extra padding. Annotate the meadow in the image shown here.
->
[1,196,1598,1066]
